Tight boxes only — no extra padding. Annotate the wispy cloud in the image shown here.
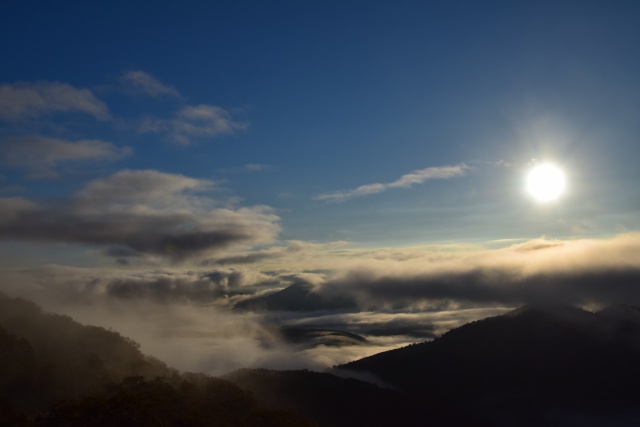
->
[1,136,131,178]
[242,163,271,172]
[221,163,273,173]
[315,163,470,202]
[121,70,181,98]
[140,104,247,144]
[0,81,109,120]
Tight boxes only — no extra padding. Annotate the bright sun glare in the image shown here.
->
[526,163,566,203]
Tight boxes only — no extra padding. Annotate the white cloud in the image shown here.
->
[242,163,271,172]
[121,70,181,98]
[315,233,640,309]
[0,81,109,120]
[140,104,247,144]
[1,136,131,178]
[315,163,470,202]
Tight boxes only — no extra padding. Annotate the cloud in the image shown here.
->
[208,247,292,266]
[0,264,449,373]
[243,163,271,172]
[316,233,640,308]
[0,265,351,374]
[121,70,181,98]
[140,104,247,144]
[7,235,640,374]
[1,136,131,178]
[0,169,280,262]
[281,307,511,341]
[315,163,470,202]
[204,240,346,266]
[220,163,273,173]
[0,81,109,120]
[0,264,272,304]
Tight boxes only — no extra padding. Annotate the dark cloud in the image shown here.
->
[320,267,640,308]
[206,242,309,265]
[210,250,284,265]
[82,269,251,301]
[201,240,349,267]
[317,234,640,308]
[1,265,273,304]
[0,170,280,262]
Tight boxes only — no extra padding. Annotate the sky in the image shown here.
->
[1,0,640,374]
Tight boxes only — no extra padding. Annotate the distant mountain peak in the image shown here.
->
[503,303,600,326]
[507,302,586,316]
[599,303,640,315]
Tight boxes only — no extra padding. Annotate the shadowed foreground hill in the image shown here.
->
[338,304,640,425]
[223,368,483,427]
[0,292,175,412]
[0,292,312,426]
[33,374,311,427]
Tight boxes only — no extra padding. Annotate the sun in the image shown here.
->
[526,163,566,203]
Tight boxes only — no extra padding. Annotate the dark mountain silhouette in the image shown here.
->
[337,304,640,425]
[34,374,312,427]
[234,282,356,312]
[223,368,483,427]
[0,292,175,412]
[6,289,640,426]
[230,305,640,425]
[598,304,640,329]
[0,292,312,426]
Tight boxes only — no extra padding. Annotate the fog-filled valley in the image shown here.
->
[4,291,640,426]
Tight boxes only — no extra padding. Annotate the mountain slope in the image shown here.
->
[0,293,175,411]
[0,292,313,426]
[224,368,482,427]
[337,304,640,422]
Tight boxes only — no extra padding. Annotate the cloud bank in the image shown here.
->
[0,169,280,262]
[316,233,640,309]
[3,234,640,375]
[315,163,470,202]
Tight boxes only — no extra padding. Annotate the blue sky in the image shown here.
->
[1,0,640,266]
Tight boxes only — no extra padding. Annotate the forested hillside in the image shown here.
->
[0,292,312,426]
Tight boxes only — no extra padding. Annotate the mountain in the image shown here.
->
[337,304,640,425]
[0,292,175,412]
[223,368,481,427]
[6,290,640,426]
[0,292,312,426]
[598,304,640,328]
[234,282,356,312]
